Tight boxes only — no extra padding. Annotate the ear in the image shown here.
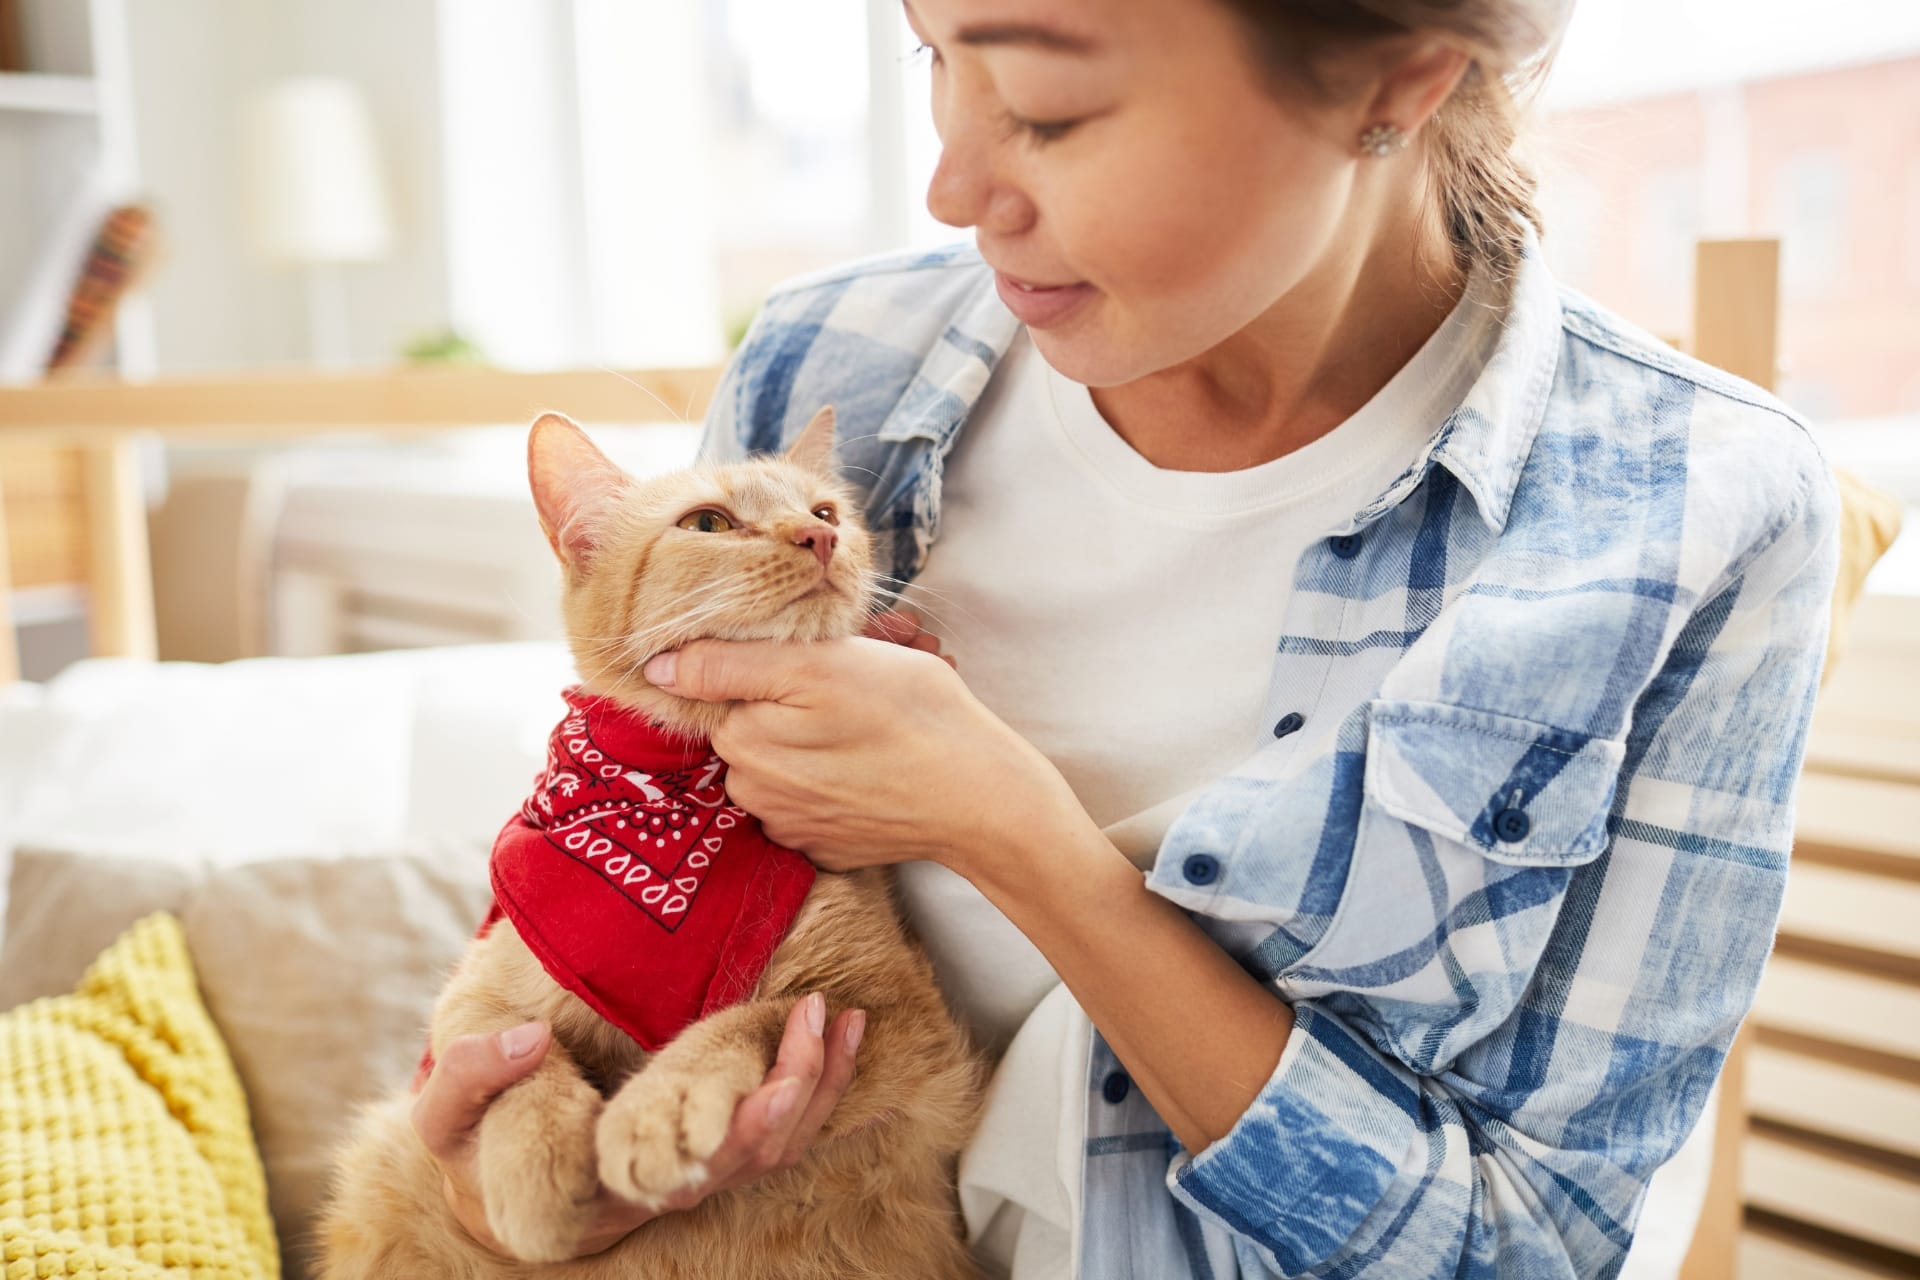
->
[528,412,631,567]
[784,404,837,477]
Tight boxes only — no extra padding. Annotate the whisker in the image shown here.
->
[596,365,693,426]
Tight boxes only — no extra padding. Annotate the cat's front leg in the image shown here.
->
[595,997,795,1207]
[470,1036,606,1262]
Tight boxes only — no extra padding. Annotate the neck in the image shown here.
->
[577,668,729,743]
[1091,187,1466,472]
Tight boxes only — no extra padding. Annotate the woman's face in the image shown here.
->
[905,0,1368,388]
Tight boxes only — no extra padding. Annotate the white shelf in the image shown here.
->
[7,583,88,627]
[0,72,100,115]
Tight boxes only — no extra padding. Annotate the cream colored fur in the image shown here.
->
[316,409,987,1279]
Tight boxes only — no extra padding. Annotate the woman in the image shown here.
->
[413,0,1840,1274]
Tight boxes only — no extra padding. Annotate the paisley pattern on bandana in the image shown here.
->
[422,687,816,1063]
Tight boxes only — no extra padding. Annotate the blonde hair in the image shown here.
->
[1218,0,1570,279]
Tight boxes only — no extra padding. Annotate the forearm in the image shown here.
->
[954,789,1293,1154]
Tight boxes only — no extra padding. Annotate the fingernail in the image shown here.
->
[847,1010,866,1053]
[643,652,677,687]
[500,1022,545,1059]
[768,1078,801,1125]
[806,992,826,1037]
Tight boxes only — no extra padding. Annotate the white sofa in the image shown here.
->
[0,644,1711,1279]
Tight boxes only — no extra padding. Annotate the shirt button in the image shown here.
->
[1493,807,1531,843]
[1329,533,1363,559]
[1182,853,1220,885]
[1273,711,1305,738]
[1101,1071,1131,1105]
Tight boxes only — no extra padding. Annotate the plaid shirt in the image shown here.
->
[698,239,1840,1278]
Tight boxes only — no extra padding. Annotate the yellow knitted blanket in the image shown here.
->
[0,912,279,1278]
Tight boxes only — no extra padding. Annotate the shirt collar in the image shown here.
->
[1351,236,1564,535]
[886,234,1563,536]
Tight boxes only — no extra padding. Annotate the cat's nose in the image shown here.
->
[792,523,837,569]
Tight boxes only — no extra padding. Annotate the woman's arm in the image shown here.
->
[650,441,1840,1276]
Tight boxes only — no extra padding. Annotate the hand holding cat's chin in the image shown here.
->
[641,634,1081,882]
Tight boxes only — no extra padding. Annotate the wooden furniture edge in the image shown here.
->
[0,364,724,676]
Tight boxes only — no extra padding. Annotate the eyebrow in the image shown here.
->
[902,2,1100,54]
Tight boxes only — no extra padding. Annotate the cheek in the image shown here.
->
[1036,109,1352,384]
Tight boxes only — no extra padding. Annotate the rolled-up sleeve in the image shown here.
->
[1163,457,1841,1278]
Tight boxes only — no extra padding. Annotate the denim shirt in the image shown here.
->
[698,239,1841,1279]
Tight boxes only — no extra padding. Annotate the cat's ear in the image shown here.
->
[784,404,837,477]
[528,412,630,567]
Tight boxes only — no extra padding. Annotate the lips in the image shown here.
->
[992,269,1095,329]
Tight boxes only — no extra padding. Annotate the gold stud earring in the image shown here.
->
[1358,123,1409,158]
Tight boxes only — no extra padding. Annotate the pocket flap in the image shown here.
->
[1365,699,1626,865]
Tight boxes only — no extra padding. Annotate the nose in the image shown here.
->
[925,95,1034,234]
[792,523,837,569]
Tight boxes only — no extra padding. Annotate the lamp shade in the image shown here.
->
[241,77,395,265]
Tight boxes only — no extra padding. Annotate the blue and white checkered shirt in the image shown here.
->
[698,238,1840,1278]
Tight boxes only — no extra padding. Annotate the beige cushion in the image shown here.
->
[0,847,201,1010]
[1,843,493,1280]
[181,850,493,1277]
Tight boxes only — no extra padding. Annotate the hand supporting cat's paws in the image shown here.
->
[595,1058,762,1207]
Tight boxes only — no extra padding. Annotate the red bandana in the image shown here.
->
[416,687,815,1086]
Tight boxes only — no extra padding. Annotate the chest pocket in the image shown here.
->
[1277,698,1627,1070]
[1363,699,1625,866]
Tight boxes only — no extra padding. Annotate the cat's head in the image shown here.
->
[527,406,874,737]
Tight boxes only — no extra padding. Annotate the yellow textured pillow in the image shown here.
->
[0,912,279,1279]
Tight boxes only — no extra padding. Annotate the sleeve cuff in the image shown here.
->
[1166,1002,1422,1276]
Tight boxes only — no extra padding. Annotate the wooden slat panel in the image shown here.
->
[1793,773,1920,866]
[1744,1132,1920,1255]
[1777,861,1920,961]
[2,446,89,589]
[1740,1226,1917,1280]
[0,446,86,499]
[1748,1044,1920,1162]
[1751,955,1920,1060]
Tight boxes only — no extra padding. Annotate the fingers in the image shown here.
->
[705,994,863,1191]
[643,640,813,706]
[864,609,953,666]
[410,1022,550,1166]
[862,609,923,644]
[779,1008,863,1166]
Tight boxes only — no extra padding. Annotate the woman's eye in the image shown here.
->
[907,40,940,67]
[1009,113,1079,146]
[812,505,838,526]
[677,509,733,533]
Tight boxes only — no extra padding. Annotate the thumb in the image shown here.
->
[642,640,812,705]
[411,1022,549,1161]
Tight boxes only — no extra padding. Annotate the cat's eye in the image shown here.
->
[677,509,734,533]
[811,504,839,526]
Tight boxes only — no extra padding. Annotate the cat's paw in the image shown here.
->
[595,1065,752,1208]
[477,1102,600,1263]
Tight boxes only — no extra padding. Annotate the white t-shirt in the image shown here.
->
[896,274,1504,1279]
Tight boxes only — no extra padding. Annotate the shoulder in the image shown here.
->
[708,241,1011,460]
[763,240,992,300]
[748,240,998,346]
[1530,288,1839,585]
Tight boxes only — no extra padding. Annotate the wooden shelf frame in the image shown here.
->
[0,363,722,678]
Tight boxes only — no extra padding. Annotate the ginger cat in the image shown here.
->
[316,407,986,1280]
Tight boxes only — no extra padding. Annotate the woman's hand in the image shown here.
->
[411,994,864,1259]
[860,607,956,667]
[640,630,1075,877]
